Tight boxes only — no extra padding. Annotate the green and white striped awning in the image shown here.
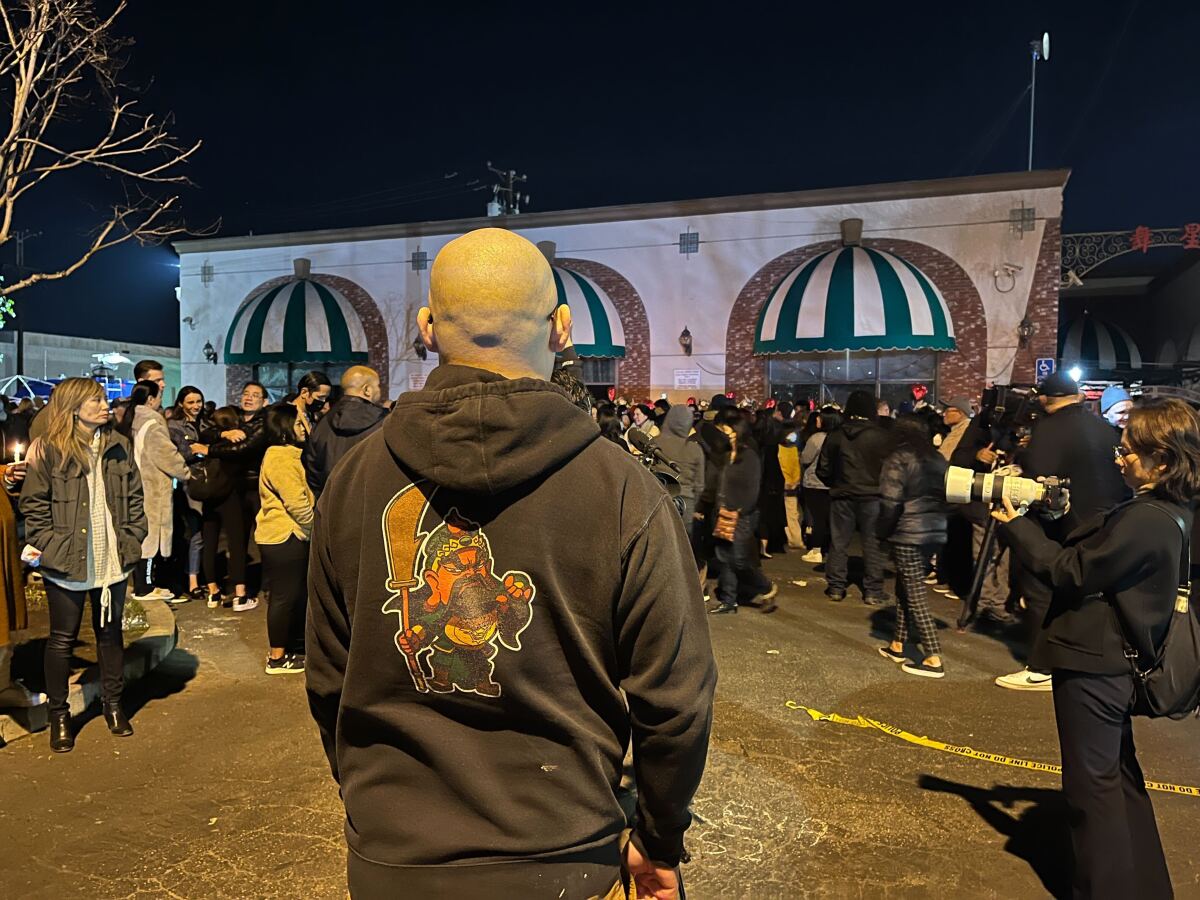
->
[754,247,956,355]
[225,273,369,365]
[1060,314,1142,370]
[552,266,625,358]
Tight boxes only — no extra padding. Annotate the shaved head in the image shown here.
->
[420,227,571,380]
[341,365,381,401]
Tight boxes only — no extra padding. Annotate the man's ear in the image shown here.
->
[417,305,438,354]
[549,304,572,354]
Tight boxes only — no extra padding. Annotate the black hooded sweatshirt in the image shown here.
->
[301,394,389,496]
[306,365,716,894]
[816,417,891,500]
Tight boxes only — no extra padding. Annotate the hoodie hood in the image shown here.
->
[662,405,694,438]
[842,418,880,440]
[384,364,599,494]
[328,395,388,437]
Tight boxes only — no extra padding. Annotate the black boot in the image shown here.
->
[102,701,134,737]
[49,710,74,753]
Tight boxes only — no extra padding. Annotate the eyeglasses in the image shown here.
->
[1114,445,1136,461]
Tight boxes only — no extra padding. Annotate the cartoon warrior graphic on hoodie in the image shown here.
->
[383,492,534,697]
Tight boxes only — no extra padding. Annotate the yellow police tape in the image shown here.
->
[785,701,1200,798]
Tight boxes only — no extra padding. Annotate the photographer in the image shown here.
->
[992,398,1200,899]
[996,372,1131,691]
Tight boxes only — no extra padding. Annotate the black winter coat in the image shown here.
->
[302,395,388,497]
[877,447,949,546]
[1019,403,1131,534]
[816,418,891,499]
[1004,492,1190,674]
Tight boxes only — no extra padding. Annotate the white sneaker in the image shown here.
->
[231,596,259,613]
[923,573,939,586]
[995,668,1053,692]
[151,587,176,600]
[801,548,823,564]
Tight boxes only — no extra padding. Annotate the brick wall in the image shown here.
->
[555,257,651,398]
[1010,217,1061,385]
[724,239,988,403]
[223,273,390,403]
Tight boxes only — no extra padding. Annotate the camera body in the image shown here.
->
[974,385,1042,450]
[945,465,1069,511]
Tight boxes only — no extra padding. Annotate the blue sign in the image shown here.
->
[1035,358,1056,380]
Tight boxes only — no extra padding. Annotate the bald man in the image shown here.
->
[301,365,387,497]
[307,228,715,900]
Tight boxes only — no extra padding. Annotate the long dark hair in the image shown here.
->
[117,380,160,438]
[890,414,938,459]
[172,385,205,422]
[818,406,843,433]
[596,407,628,449]
[265,404,300,447]
[715,407,757,456]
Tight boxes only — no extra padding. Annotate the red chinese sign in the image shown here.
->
[1129,223,1200,252]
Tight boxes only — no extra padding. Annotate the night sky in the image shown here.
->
[11,0,1199,348]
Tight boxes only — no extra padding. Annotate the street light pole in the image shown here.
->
[1027,45,1037,171]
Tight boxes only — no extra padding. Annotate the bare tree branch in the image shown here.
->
[0,0,200,300]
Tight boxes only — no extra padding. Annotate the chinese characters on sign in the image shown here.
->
[1129,223,1200,253]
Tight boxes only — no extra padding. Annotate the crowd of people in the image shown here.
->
[0,228,1196,898]
[0,360,391,751]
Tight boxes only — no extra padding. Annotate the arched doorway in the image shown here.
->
[224,259,389,402]
[554,257,651,400]
[725,238,987,405]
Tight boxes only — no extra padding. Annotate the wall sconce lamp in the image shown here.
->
[679,326,693,357]
[412,336,428,361]
[1016,317,1036,348]
[202,340,218,364]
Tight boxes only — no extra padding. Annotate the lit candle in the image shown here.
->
[12,443,21,463]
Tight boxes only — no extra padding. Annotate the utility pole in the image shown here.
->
[10,230,38,375]
[486,162,529,215]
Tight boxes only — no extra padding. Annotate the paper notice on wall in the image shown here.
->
[408,373,428,392]
[673,369,702,390]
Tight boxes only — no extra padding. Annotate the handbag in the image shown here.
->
[185,456,233,503]
[712,466,740,542]
[1112,502,1200,720]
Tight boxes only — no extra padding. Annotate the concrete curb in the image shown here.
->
[0,598,178,747]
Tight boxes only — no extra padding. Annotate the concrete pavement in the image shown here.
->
[2,550,1199,898]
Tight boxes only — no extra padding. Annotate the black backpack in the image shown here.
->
[1114,502,1200,719]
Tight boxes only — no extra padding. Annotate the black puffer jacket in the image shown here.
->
[816,418,891,499]
[877,446,949,546]
[302,395,389,497]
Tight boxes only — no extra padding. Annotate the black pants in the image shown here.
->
[44,579,127,713]
[1052,669,1172,899]
[262,537,309,654]
[202,492,246,588]
[714,510,770,605]
[132,555,160,595]
[802,487,830,551]
[827,496,887,598]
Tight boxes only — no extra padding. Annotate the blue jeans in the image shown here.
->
[714,510,771,605]
[826,496,887,598]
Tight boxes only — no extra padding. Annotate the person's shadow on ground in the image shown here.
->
[919,774,1072,899]
[72,647,199,731]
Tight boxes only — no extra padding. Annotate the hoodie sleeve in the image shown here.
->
[815,431,837,487]
[616,493,717,867]
[306,503,350,782]
[301,422,328,497]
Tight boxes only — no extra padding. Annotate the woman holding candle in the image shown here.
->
[20,378,148,752]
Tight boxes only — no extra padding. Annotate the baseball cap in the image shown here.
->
[1036,371,1081,398]
[1100,385,1131,413]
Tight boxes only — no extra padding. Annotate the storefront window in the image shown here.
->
[767,350,938,408]
[254,362,350,401]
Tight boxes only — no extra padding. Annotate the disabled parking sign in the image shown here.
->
[1035,358,1056,380]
